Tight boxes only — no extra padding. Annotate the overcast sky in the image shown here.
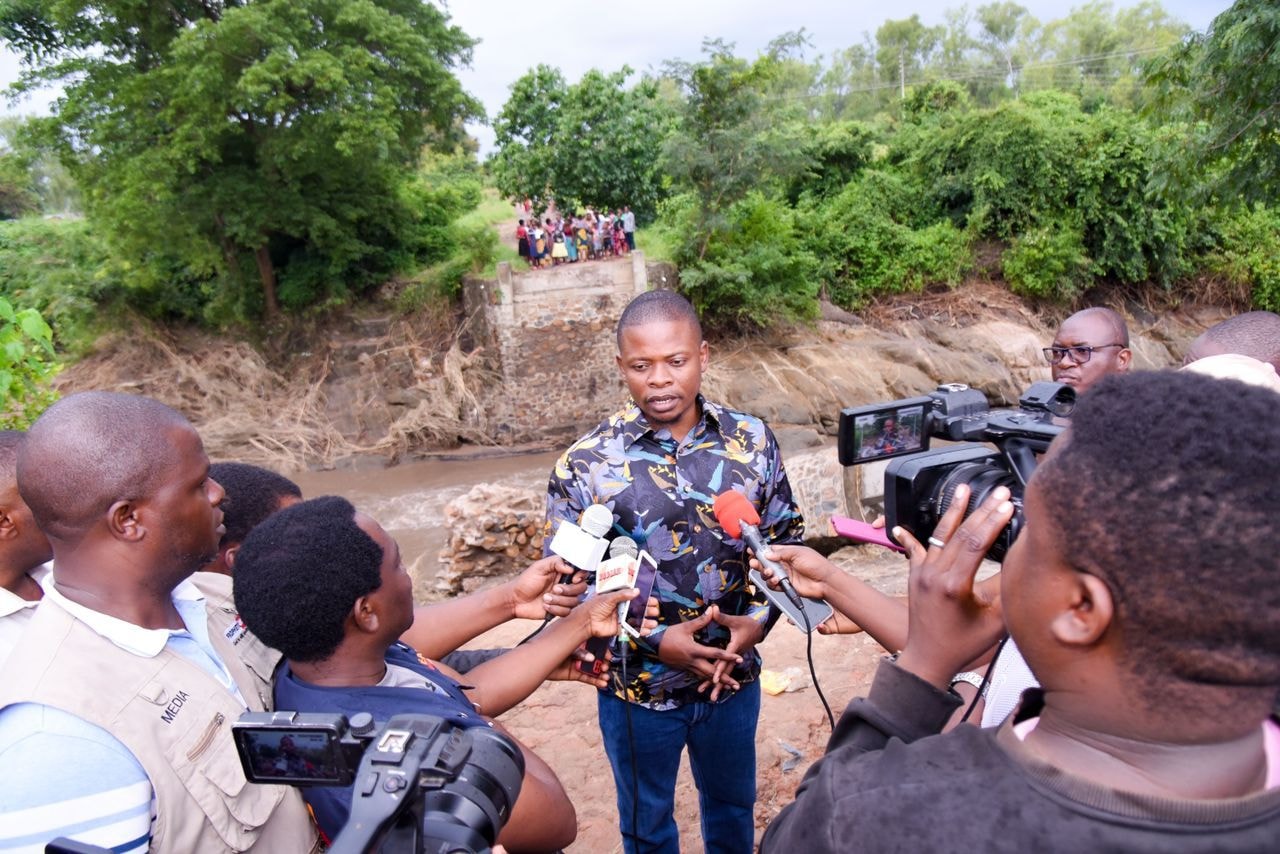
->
[2,1,1233,153]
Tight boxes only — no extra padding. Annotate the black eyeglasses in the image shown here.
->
[1042,344,1125,365]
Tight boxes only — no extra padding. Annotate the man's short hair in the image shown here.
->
[233,496,383,663]
[617,290,702,348]
[1198,311,1280,370]
[0,431,23,484]
[209,462,302,548]
[1062,307,1129,347]
[17,392,190,541]
[1035,371,1280,692]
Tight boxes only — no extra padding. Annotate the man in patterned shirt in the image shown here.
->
[545,290,805,854]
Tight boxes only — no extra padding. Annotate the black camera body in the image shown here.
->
[839,382,1074,561]
[233,711,524,854]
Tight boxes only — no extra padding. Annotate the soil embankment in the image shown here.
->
[57,283,1228,470]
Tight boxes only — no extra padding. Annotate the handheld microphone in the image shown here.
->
[579,536,638,673]
[602,537,639,632]
[712,491,834,633]
[522,505,615,647]
[548,504,613,574]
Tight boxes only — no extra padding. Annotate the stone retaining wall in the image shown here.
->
[463,254,648,440]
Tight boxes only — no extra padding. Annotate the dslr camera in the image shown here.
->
[233,711,524,854]
[837,381,1075,560]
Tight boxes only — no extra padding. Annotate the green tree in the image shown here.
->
[660,39,812,260]
[0,0,479,322]
[0,117,38,219]
[0,297,59,429]
[490,65,672,221]
[490,64,568,214]
[1146,0,1280,207]
[1025,1,1186,107]
[0,115,79,215]
[975,2,1038,97]
[815,42,884,121]
[875,15,944,92]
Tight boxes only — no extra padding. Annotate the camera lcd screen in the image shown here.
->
[234,726,347,785]
[839,397,931,465]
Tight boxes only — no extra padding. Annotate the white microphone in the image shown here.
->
[548,504,613,573]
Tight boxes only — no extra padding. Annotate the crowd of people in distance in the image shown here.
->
[0,297,1277,854]
[517,204,636,269]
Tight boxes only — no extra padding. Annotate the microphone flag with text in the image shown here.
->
[712,491,834,633]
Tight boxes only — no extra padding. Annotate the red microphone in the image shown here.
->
[712,490,758,540]
[713,490,833,633]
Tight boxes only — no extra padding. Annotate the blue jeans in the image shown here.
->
[597,680,760,854]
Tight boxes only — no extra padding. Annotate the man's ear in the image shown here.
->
[698,340,709,373]
[1117,347,1133,372]
[0,507,16,541]
[1049,571,1115,648]
[351,594,380,634]
[222,544,240,570]
[108,500,144,542]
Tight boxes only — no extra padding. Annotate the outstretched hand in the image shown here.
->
[895,484,1012,689]
[549,646,612,689]
[509,556,587,620]
[574,588,640,638]
[657,607,743,689]
[749,544,833,602]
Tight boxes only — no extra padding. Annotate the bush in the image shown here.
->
[0,298,59,429]
[1203,206,1280,311]
[671,192,819,331]
[0,217,122,352]
[803,172,970,308]
[1002,221,1093,301]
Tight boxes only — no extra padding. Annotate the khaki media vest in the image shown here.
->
[0,572,319,853]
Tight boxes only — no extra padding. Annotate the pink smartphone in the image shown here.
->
[832,515,906,553]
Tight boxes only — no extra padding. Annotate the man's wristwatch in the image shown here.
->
[949,671,988,697]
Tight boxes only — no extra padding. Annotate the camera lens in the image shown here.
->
[931,462,1024,561]
[420,725,525,850]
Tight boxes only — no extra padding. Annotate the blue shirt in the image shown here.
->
[546,397,804,710]
[0,579,243,853]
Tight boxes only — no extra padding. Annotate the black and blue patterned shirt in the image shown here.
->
[545,396,804,710]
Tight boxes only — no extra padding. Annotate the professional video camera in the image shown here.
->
[837,381,1075,561]
[233,711,524,854]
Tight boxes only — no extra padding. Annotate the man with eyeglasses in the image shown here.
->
[1043,307,1131,395]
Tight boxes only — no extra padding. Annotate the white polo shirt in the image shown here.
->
[0,564,51,667]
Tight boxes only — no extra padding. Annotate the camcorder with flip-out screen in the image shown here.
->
[838,382,1075,561]
[233,711,523,854]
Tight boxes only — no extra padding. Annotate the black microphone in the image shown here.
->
[712,491,833,633]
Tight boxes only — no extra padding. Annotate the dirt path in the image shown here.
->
[460,545,910,852]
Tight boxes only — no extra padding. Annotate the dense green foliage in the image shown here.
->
[490,65,671,221]
[1,0,479,323]
[1146,0,1280,207]
[3,1,1278,345]
[486,4,1275,331]
[0,297,59,429]
[800,171,970,307]
[0,218,118,352]
[666,192,819,328]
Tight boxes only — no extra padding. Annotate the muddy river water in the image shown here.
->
[291,449,562,585]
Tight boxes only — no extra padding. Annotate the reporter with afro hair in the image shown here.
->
[232,496,637,850]
[761,370,1280,853]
